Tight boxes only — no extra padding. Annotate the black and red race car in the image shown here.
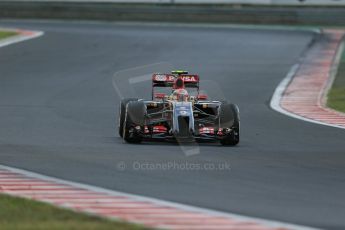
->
[118,71,240,146]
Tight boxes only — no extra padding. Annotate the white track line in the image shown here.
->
[270,30,345,130]
[0,28,44,48]
[269,63,344,128]
[0,164,321,230]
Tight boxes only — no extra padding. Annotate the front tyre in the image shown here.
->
[219,102,240,146]
[118,98,138,137]
[123,101,146,144]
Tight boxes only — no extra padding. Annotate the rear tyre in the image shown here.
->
[219,102,240,146]
[118,98,138,137]
[123,101,146,143]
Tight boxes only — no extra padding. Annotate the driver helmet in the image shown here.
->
[171,89,189,102]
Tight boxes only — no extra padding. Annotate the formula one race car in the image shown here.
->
[118,71,240,146]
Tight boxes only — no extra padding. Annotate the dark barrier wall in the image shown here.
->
[0,1,345,25]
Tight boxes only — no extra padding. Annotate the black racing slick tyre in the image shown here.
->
[123,101,146,144]
[219,102,240,146]
[118,98,137,137]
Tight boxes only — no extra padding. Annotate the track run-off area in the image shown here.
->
[0,20,345,230]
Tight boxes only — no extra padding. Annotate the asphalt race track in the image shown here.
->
[1,20,345,230]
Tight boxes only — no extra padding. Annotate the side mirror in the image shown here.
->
[197,94,208,100]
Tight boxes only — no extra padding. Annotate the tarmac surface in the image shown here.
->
[0,20,344,230]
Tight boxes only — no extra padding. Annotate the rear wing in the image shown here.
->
[152,74,200,88]
[151,73,200,100]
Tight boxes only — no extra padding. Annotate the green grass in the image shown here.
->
[0,31,18,40]
[328,47,345,113]
[0,194,150,230]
